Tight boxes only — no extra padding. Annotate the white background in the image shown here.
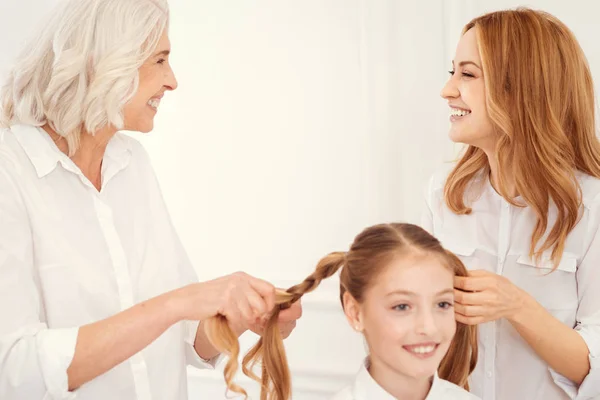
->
[1,0,599,398]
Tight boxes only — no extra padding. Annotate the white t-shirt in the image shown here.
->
[0,125,214,400]
[331,359,480,400]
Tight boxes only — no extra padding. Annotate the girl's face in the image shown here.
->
[345,254,456,380]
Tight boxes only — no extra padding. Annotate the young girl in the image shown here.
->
[206,223,479,400]
[426,8,600,400]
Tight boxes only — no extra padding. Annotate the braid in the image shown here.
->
[204,251,346,399]
[279,252,347,309]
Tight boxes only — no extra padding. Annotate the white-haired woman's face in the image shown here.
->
[123,29,178,133]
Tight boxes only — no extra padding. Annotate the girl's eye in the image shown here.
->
[438,301,453,309]
[393,304,409,311]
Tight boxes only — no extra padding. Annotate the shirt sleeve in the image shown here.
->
[0,163,79,399]
[176,242,223,369]
[175,239,224,369]
[549,194,600,399]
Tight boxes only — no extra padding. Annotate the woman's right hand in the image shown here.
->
[171,272,276,330]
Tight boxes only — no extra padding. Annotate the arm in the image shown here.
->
[508,294,590,385]
[455,195,600,398]
[535,196,600,398]
[67,288,191,390]
[455,270,592,389]
[0,165,202,397]
[0,162,274,398]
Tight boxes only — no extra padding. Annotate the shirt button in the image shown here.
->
[487,371,492,378]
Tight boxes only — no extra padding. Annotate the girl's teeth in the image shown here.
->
[148,99,160,109]
[450,108,471,117]
[409,345,436,354]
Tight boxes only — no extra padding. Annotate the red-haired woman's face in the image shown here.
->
[441,28,495,152]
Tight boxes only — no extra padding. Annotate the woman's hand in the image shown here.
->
[454,269,532,325]
[172,272,276,328]
[247,299,303,339]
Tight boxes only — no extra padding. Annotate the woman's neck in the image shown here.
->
[42,124,116,191]
[486,150,518,198]
[368,357,433,400]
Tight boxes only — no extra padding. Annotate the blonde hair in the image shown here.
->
[445,8,600,268]
[205,223,478,399]
[0,0,169,155]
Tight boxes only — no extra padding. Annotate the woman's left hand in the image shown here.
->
[248,299,302,339]
[454,270,532,325]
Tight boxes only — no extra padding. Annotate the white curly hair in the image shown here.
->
[0,0,169,155]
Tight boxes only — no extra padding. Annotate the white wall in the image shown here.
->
[157,2,451,397]
[1,1,600,399]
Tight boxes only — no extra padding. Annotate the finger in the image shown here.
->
[454,303,485,317]
[244,287,269,320]
[233,293,256,324]
[467,269,493,277]
[278,299,302,322]
[248,277,276,312]
[454,289,488,306]
[454,312,483,325]
[454,276,491,292]
[279,320,296,339]
[222,304,244,327]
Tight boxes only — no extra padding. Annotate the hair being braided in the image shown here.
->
[203,252,346,400]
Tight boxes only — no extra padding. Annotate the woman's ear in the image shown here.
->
[342,291,364,332]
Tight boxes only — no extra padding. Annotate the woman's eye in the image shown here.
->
[393,304,409,311]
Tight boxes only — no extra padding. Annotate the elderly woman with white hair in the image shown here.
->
[0,0,301,399]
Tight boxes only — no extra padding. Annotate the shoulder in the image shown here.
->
[112,132,157,178]
[436,380,480,399]
[114,132,149,160]
[576,171,600,210]
[0,126,36,183]
[0,126,26,168]
[423,163,458,214]
[0,128,30,212]
[329,385,352,400]
[426,162,456,194]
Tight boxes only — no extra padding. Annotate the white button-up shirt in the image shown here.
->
[0,125,214,400]
[331,358,480,400]
[422,166,600,400]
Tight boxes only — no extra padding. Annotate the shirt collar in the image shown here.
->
[352,358,444,400]
[425,372,447,399]
[10,124,132,180]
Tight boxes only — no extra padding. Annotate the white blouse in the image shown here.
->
[331,359,480,400]
[0,125,214,400]
[422,165,600,400]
